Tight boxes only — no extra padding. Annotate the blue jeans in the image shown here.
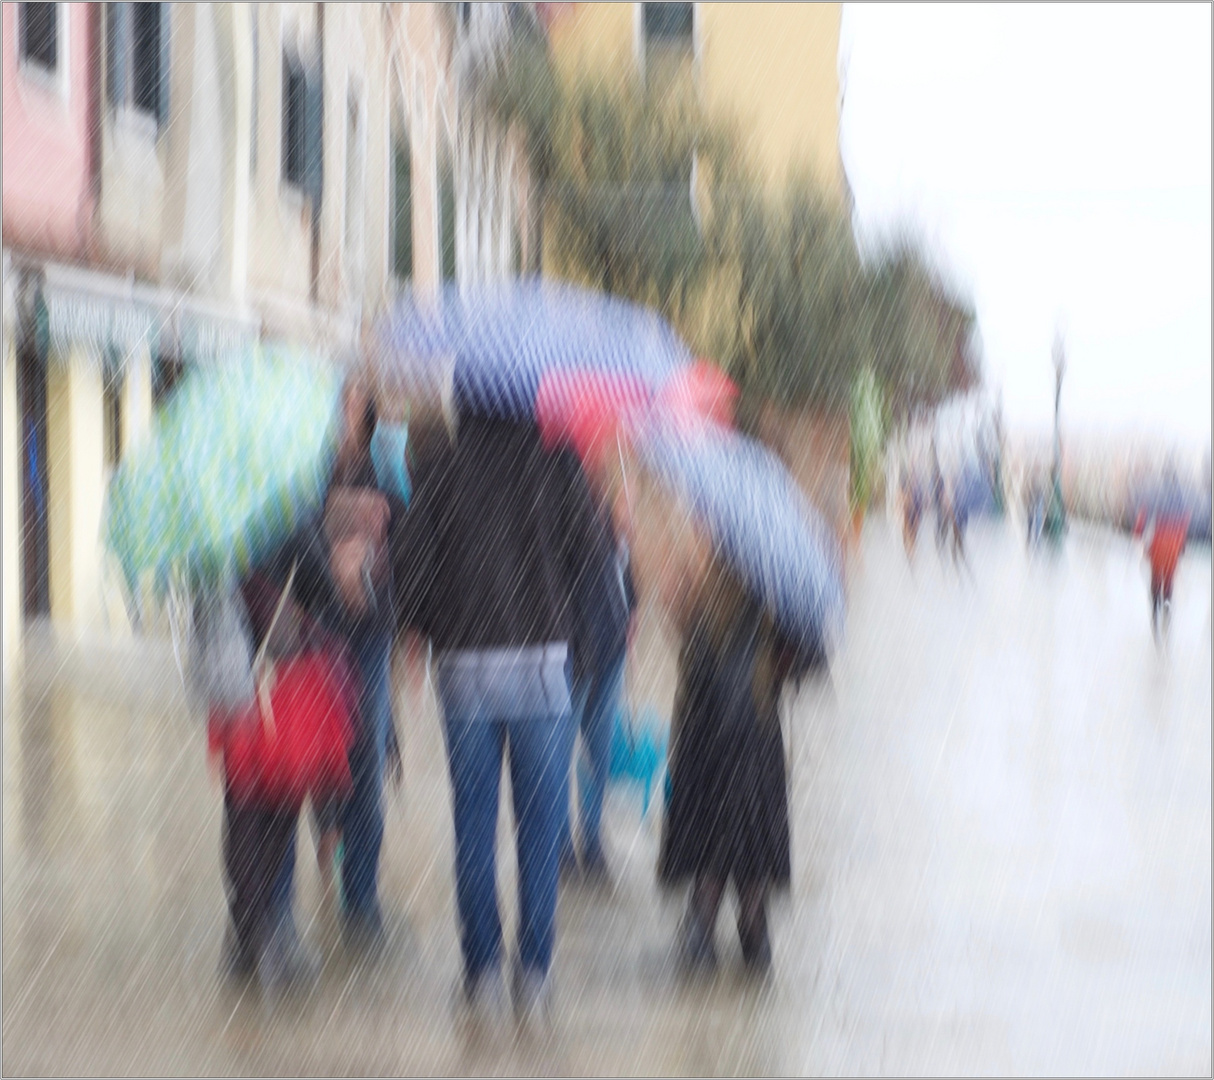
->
[560,650,627,864]
[273,631,395,925]
[438,684,575,980]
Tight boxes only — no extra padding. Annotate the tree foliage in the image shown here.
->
[480,25,979,417]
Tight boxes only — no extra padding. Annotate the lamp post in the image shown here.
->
[1045,330,1067,538]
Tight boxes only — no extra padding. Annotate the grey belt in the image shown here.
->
[435,643,571,722]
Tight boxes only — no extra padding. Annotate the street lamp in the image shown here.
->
[1046,329,1067,537]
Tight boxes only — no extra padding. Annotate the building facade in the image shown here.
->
[3,2,532,690]
[541,2,845,198]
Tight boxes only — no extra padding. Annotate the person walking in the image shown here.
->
[268,374,408,955]
[660,546,820,977]
[213,571,360,991]
[1135,468,1192,640]
[394,413,606,1025]
[559,478,637,887]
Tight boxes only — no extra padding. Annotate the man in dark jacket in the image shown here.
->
[559,490,637,884]
[393,412,607,1024]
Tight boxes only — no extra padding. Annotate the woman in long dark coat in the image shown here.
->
[659,554,817,973]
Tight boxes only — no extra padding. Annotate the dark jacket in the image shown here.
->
[392,415,607,655]
[571,502,637,681]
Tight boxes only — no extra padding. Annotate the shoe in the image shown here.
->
[257,918,321,995]
[580,844,613,890]
[558,846,581,884]
[512,965,553,1028]
[677,912,717,972]
[740,925,773,976]
[343,907,387,958]
[220,925,256,982]
[458,966,510,1027]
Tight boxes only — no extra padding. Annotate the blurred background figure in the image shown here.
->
[1134,463,1193,641]
[900,468,924,559]
[560,456,638,888]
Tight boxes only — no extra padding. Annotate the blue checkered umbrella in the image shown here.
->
[635,416,846,657]
[374,281,692,419]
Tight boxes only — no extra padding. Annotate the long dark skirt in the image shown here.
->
[658,627,791,891]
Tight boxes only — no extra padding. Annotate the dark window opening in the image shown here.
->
[282,54,308,188]
[19,3,58,73]
[643,1,694,82]
[103,375,123,469]
[131,3,162,115]
[391,129,413,280]
[643,3,693,44]
[17,336,51,618]
[106,3,170,126]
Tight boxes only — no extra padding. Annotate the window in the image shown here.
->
[282,54,308,188]
[103,374,123,470]
[644,2,693,43]
[641,2,694,80]
[390,125,413,281]
[106,3,171,127]
[282,50,323,201]
[439,145,457,282]
[19,4,58,73]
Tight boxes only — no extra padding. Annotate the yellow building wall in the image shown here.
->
[46,356,107,635]
[547,3,636,80]
[699,3,842,196]
[545,3,843,197]
[3,339,19,683]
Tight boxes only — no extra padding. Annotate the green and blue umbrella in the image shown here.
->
[104,345,342,602]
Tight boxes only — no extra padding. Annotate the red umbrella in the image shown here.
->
[536,360,739,469]
[536,369,650,468]
[657,359,738,430]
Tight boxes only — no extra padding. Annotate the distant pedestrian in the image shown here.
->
[1134,470,1191,640]
[949,480,969,565]
[901,471,923,558]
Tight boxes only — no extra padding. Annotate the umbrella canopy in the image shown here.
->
[373,281,693,421]
[104,346,341,597]
[634,416,845,658]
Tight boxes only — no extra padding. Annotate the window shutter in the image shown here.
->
[439,150,457,282]
[107,3,130,107]
[157,3,172,129]
[304,63,324,206]
[392,133,413,280]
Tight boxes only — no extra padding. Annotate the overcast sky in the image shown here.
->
[839,3,1211,448]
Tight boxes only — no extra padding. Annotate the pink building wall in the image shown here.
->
[2,2,97,261]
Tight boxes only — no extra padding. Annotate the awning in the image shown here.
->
[33,263,260,375]
[36,288,163,372]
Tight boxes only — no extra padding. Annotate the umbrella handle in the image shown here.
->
[617,433,632,514]
[258,659,277,738]
[252,560,298,680]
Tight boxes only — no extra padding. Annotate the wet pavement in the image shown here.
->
[3,519,1210,1075]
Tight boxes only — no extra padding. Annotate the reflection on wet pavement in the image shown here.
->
[4,521,1210,1075]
